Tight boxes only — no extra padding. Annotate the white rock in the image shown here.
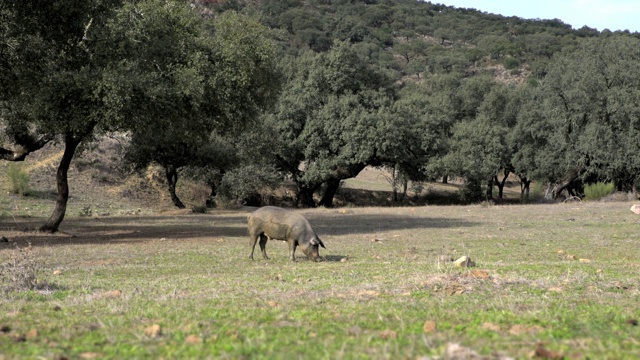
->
[453,256,476,267]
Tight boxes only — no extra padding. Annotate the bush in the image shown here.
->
[584,182,615,201]
[216,165,282,207]
[503,56,520,70]
[459,179,484,203]
[7,164,30,195]
[0,242,40,293]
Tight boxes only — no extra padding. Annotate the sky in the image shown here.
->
[436,0,640,33]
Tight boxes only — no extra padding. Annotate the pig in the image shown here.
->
[247,206,325,262]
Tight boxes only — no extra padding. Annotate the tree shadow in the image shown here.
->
[0,210,478,248]
[323,255,349,262]
[308,213,477,236]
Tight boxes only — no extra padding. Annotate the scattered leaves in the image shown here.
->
[468,270,489,279]
[144,324,162,338]
[101,290,122,298]
[378,329,396,340]
[509,324,543,335]
[423,320,437,333]
[79,353,102,359]
[533,344,563,359]
[185,335,201,344]
[53,270,62,276]
[481,322,501,332]
[268,300,278,307]
[445,343,482,359]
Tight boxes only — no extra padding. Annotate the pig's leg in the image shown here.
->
[249,230,260,260]
[259,234,269,260]
[288,240,298,262]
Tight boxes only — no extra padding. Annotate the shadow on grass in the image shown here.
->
[323,255,349,262]
[0,211,479,248]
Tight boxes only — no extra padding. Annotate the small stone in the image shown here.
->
[631,204,640,214]
[579,258,591,263]
[453,256,475,267]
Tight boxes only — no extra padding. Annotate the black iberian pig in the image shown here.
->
[248,206,325,261]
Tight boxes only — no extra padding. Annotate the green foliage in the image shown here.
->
[584,182,615,201]
[78,205,93,217]
[502,56,520,70]
[531,36,640,189]
[6,163,30,195]
[215,165,282,206]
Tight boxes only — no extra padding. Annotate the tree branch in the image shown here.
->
[0,135,53,161]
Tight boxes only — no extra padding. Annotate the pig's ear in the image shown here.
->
[312,237,326,249]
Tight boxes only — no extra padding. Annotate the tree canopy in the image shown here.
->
[4,0,640,221]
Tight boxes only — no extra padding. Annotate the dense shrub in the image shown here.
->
[584,182,615,201]
[0,243,40,293]
[216,165,282,207]
[503,56,520,70]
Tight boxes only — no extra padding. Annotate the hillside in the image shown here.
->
[200,0,620,83]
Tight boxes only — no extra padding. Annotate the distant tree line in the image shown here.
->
[2,0,640,231]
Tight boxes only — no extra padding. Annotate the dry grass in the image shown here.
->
[1,201,640,358]
[1,140,639,358]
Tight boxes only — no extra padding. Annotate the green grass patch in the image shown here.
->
[6,163,31,196]
[584,182,615,201]
[1,203,640,358]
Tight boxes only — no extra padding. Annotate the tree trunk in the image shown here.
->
[165,166,185,209]
[520,177,532,200]
[442,175,448,184]
[39,135,81,233]
[549,168,583,199]
[400,179,408,201]
[296,182,317,208]
[493,168,511,199]
[318,178,341,208]
[486,177,494,200]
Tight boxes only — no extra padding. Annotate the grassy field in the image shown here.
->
[1,201,640,359]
